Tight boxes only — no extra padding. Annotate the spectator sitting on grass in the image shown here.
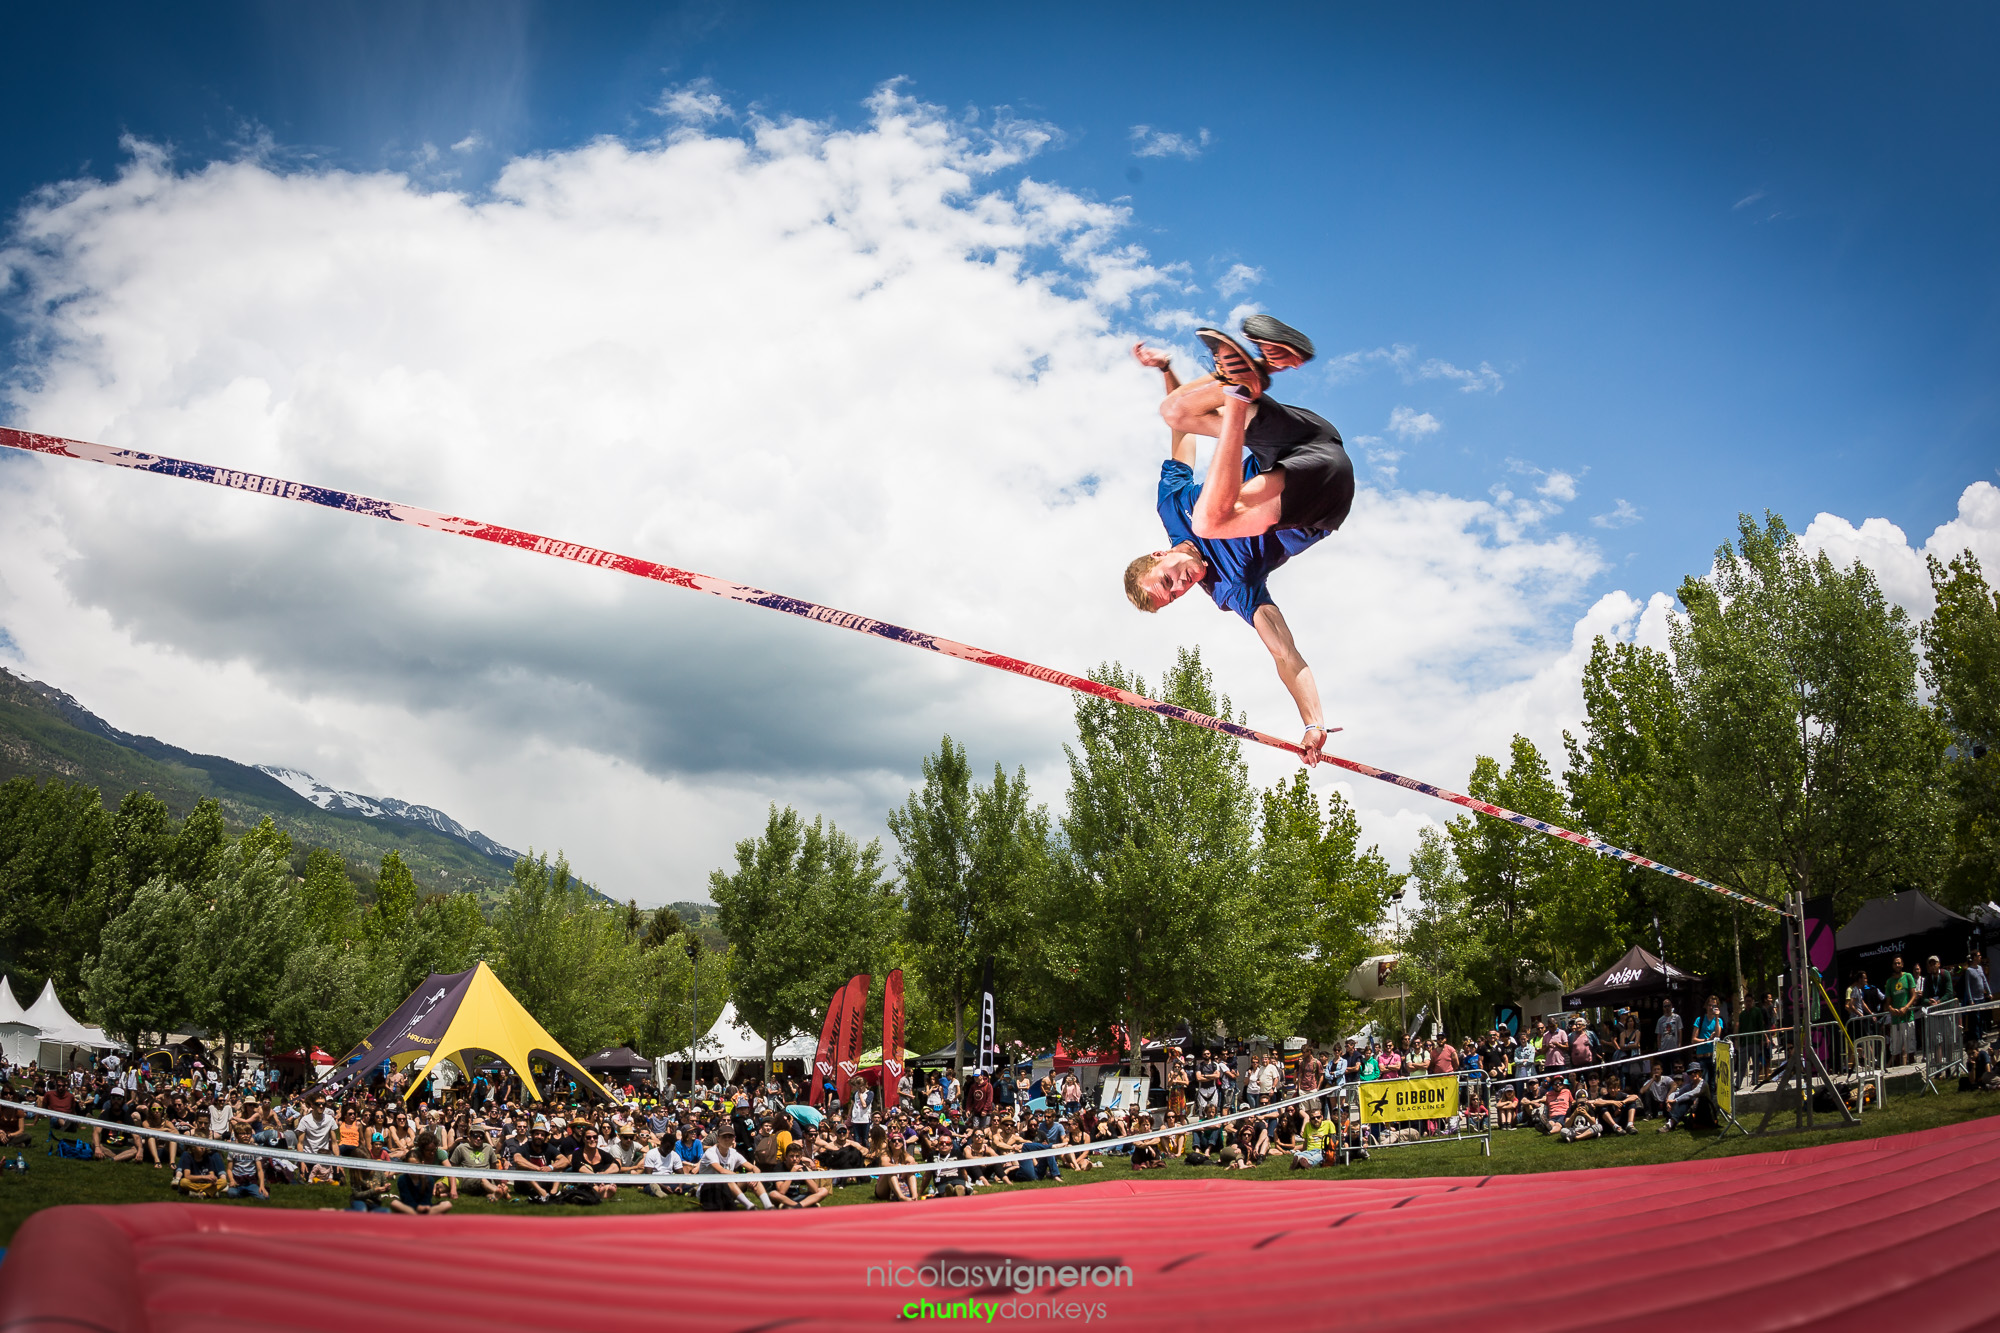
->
[0,1095,28,1149]
[1660,1065,1707,1133]
[347,1145,397,1212]
[450,1125,508,1202]
[224,1125,268,1199]
[701,1128,773,1210]
[1292,1104,1338,1169]
[1561,1104,1600,1143]
[929,1129,971,1198]
[509,1121,558,1203]
[173,1138,227,1195]
[777,1141,829,1206]
[1537,1078,1575,1136]
[563,1132,620,1204]
[1640,1062,1676,1120]
[1588,1076,1639,1136]
[390,1134,453,1215]
[92,1099,143,1164]
[1494,1083,1520,1128]
[637,1130,686,1197]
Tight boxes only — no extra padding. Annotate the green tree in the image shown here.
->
[362,850,419,946]
[1254,773,1401,1042]
[293,847,359,946]
[168,797,228,888]
[1923,552,2000,909]
[182,846,295,1082]
[641,906,686,951]
[1666,515,1948,920]
[1396,827,1483,1035]
[888,736,1043,1081]
[710,806,901,1067]
[107,791,177,916]
[1029,649,1287,1072]
[83,878,191,1046]
[385,892,489,999]
[236,815,293,869]
[1452,737,1627,1011]
[271,942,373,1060]
[0,777,120,997]
[635,938,730,1061]
[491,850,640,1062]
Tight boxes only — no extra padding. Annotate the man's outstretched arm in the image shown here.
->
[1251,603,1328,765]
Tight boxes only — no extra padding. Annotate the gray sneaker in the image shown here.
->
[1240,313,1315,363]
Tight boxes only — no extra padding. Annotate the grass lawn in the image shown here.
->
[3,1084,1994,1244]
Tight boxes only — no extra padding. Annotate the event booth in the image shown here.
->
[1563,945,1706,1025]
[13,978,115,1070]
[656,1002,816,1087]
[1834,890,1974,987]
[326,962,612,1103]
[0,977,39,1068]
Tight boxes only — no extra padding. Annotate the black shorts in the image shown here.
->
[1244,399,1353,533]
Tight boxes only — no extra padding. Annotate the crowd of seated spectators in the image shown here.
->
[8,973,1995,1210]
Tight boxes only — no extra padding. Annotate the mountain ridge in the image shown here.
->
[0,667,550,901]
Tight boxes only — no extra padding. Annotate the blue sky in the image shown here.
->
[2,4,1996,898]
[9,3,1995,595]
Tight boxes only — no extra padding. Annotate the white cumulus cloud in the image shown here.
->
[1215,263,1263,300]
[9,84,1969,898]
[1324,343,1504,393]
[1128,125,1211,160]
[1388,406,1442,441]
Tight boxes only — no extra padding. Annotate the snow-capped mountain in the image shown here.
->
[256,766,523,864]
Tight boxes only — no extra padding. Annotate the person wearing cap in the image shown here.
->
[1125,316,1345,762]
[698,1128,773,1210]
[450,1124,509,1201]
[510,1121,558,1203]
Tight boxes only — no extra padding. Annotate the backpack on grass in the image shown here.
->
[48,1137,93,1161]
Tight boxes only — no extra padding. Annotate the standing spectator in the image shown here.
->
[1655,999,1685,1056]
[1539,1020,1567,1074]
[848,1082,873,1146]
[1252,1054,1281,1106]
[1692,999,1726,1074]
[1922,956,1957,1055]
[1612,1011,1643,1085]
[1569,1018,1597,1069]
[969,1073,994,1128]
[1963,952,1991,1046]
[1885,956,1919,1066]
[1512,1029,1537,1081]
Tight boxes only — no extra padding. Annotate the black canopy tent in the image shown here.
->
[1564,945,1704,1010]
[582,1045,650,1075]
[1834,891,1973,986]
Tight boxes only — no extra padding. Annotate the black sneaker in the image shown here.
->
[1194,328,1267,398]
[1240,313,1315,363]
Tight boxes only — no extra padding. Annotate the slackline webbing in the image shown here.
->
[0,427,1779,916]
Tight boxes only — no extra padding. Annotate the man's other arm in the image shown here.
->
[1252,603,1328,764]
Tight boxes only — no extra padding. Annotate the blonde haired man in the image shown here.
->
[1126,318,1345,761]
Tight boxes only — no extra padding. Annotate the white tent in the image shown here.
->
[660,1002,817,1083]
[0,978,38,1068]
[22,979,115,1058]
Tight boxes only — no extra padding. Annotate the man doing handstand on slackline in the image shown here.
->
[1125,316,1352,764]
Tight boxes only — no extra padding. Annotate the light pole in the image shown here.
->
[1390,888,1407,1038]
[686,940,700,1096]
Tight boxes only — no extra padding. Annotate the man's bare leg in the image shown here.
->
[1161,377,1255,439]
